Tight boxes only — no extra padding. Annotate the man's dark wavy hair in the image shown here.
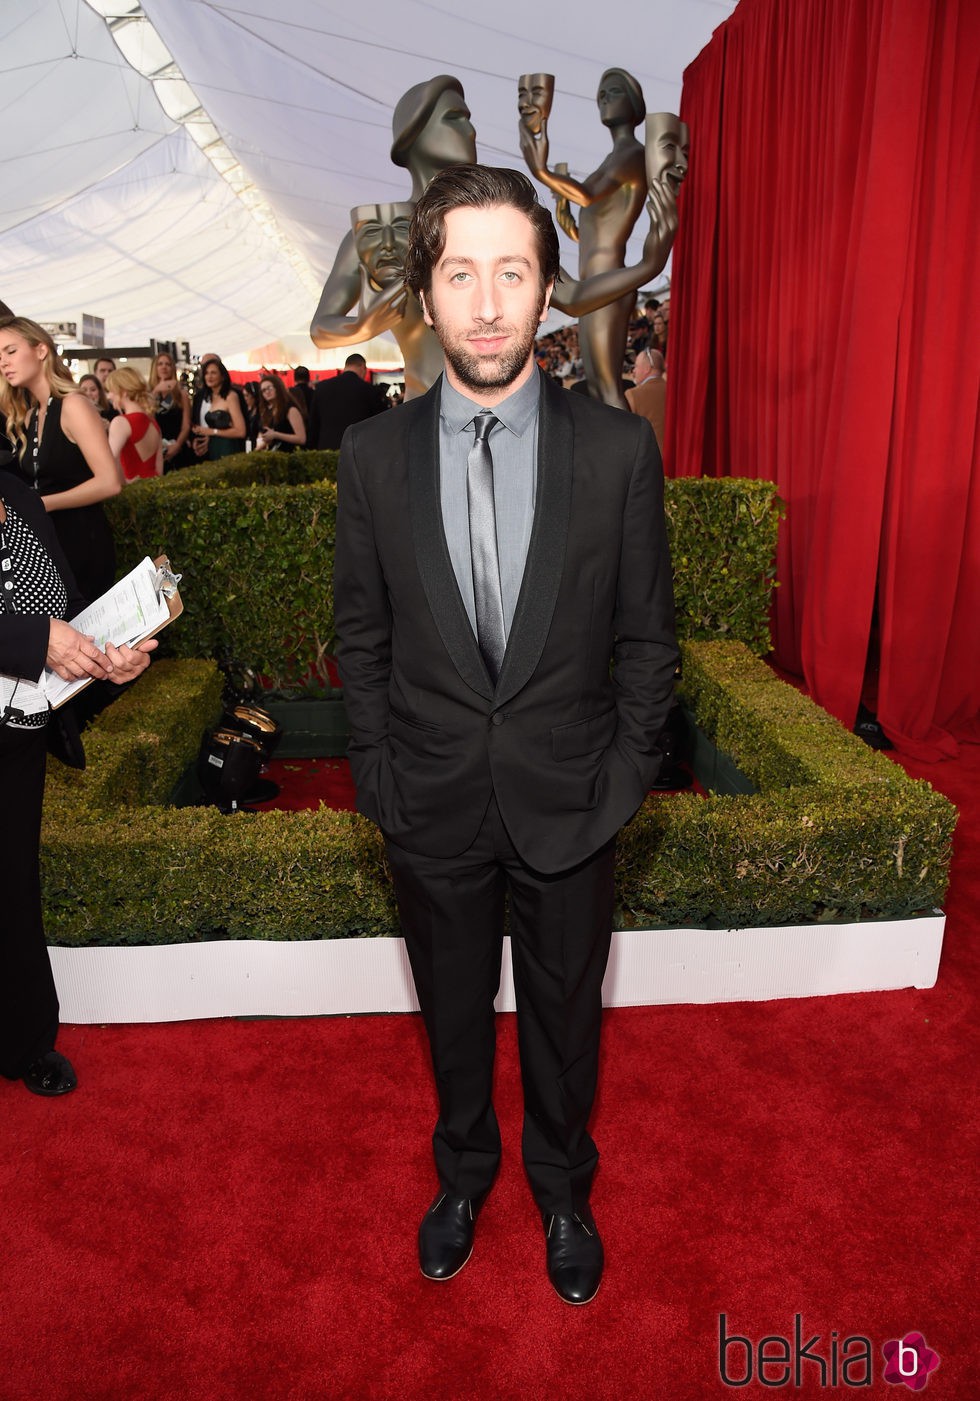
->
[405,164,561,301]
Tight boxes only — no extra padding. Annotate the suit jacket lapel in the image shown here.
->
[409,379,494,700]
[494,373,573,705]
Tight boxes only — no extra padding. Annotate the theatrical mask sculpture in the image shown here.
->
[518,72,554,138]
[310,76,477,399]
[344,203,444,402]
[520,69,682,409]
[645,112,690,203]
[353,203,414,291]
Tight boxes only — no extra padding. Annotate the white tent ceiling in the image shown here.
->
[1,0,735,362]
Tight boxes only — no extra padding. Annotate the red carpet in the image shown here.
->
[252,755,359,812]
[1,748,976,1399]
[249,757,702,813]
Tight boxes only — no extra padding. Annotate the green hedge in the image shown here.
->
[40,646,956,945]
[106,453,782,687]
[41,660,396,945]
[107,459,337,687]
[617,641,956,927]
[666,478,782,655]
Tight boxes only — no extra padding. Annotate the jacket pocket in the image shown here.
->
[551,707,617,761]
[388,705,442,735]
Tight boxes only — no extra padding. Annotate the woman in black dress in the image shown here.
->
[0,469,155,1096]
[149,350,192,471]
[256,372,306,452]
[0,317,121,602]
[190,358,247,461]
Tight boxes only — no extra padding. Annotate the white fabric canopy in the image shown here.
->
[2,0,735,360]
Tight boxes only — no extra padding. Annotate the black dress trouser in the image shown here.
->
[0,724,59,1079]
[385,795,616,1217]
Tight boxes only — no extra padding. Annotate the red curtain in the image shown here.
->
[665,0,979,760]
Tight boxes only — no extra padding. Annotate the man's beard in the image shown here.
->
[429,294,545,395]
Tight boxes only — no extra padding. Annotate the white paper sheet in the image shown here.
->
[44,557,169,708]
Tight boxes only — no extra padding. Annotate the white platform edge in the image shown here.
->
[50,914,946,1023]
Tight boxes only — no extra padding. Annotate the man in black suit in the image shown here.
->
[290,365,315,423]
[333,166,677,1304]
[307,354,388,450]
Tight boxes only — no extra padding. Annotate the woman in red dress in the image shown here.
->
[106,368,163,482]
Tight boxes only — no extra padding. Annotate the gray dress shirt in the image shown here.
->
[438,371,540,641]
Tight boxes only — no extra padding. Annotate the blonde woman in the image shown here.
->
[105,368,163,482]
[0,316,120,600]
[148,350,192,469]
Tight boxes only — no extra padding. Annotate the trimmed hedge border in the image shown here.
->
[40,645,956,946]
[105,452,782,686]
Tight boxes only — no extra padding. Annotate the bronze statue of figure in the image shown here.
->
[518,74,580,241]
[310,76,476,399]
[346,202,444,400]
[520,68,655,409]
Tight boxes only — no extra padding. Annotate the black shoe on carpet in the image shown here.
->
[544,1206,604,1305]
[418,1191,483,1280]
[23,1051,77,1097]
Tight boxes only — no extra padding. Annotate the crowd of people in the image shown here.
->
[75,351,408,464]
[533,293,669,447]
[78,292,669,468]
[2,287,667,505]
[535,294,668,385]
[75,352,309,467]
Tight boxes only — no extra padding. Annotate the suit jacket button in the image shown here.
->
[490,712,505,726]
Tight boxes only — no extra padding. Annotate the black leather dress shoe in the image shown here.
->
[544,1206,604,1304]
[418,1192,483,1280]
[22,1051,77,1097]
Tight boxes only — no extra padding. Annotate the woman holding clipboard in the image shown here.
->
[0,322,157,1097]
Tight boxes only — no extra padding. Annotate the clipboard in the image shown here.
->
[45,554,184,709]
[146,554,184,635]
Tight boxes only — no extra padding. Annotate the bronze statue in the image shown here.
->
[338,202,444,401]
[310,76,476,399]
[519,74,580,241]
[308,201,445,401]
[521,68,674,409]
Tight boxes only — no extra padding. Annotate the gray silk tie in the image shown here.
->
[467,410,506,682]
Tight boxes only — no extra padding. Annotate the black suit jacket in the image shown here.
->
[309,371,388,450]
[333,370,678,874]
